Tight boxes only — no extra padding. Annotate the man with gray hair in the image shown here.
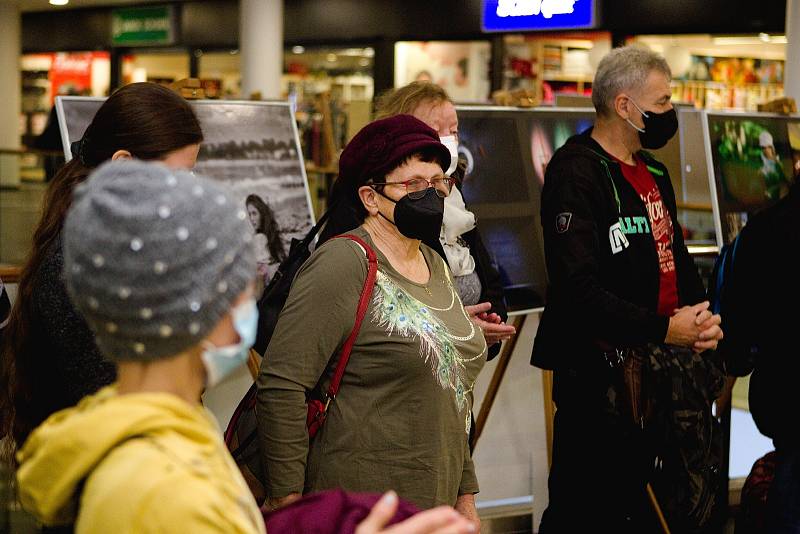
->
[532,46,724,532]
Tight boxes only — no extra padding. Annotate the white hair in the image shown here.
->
[592,45,672,118]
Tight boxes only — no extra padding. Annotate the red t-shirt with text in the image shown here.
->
[616,156,679,317]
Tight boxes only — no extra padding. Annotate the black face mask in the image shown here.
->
[626,99,678,150]
[375,187,444,243]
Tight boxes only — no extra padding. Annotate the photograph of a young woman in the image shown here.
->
[246,194,287,292]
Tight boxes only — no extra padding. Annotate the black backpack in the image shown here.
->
[222,208,333,502]
[253,209,332,355]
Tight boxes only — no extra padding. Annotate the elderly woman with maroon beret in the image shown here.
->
[257,115,486,529]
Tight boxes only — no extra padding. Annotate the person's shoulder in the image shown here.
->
[544,146,606,196]
[547,136,607,182]
[550,138,600,165]
[302,231,370,280]
[133,471,256,533]
[313,232,370,262]
[31,238,75,314]
[35,238,65,283]
[87,436,246,520]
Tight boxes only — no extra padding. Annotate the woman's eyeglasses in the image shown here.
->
[370,177,455,199]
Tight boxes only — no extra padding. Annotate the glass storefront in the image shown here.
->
[394,40,491,103]
[631,34,786,111]
[121,50,190,85]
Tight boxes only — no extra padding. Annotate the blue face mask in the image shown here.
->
[201,297,258,387]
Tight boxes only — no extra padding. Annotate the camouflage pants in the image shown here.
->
[612,344,726,534]
[542,345,725,534]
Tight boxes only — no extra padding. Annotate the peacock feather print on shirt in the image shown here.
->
[371,269,485,433]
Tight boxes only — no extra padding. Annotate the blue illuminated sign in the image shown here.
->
[482,0,596,32]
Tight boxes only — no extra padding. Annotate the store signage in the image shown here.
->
[112,6,176,46]
[482,0,597,32]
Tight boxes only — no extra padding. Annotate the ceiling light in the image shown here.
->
[292,46,305,54]
[326,53,337,62]
[759,33,770,42]
[49,0,69,5]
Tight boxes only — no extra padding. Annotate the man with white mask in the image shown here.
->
[374,82,516,358]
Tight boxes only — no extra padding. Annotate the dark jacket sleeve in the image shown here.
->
[716,225,758,377]
[34,245,116,405]
[541,157,669,346]
[463,227,508,360]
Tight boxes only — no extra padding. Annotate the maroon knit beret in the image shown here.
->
[337,114,451,188]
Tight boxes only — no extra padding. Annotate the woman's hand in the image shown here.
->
[261,492,301,513]
[464,302,516,346]
[454,493,480,533]
[355,491,477,534]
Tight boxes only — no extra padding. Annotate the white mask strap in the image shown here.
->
[624,95,647,133]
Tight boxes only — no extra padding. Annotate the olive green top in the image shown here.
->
[256,226,486,509]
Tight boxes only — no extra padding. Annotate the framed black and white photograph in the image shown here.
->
[55,96,315,291]
[56,95,316,427]
[191,101,314,287]
[55,96,104,153]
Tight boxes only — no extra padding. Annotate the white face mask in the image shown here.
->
[201,297,258,388]
[439,135,459,176]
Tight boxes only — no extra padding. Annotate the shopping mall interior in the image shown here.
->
[0,0,798,533]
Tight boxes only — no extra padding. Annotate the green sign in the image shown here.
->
[112,6,175,46]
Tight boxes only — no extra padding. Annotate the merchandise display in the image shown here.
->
[704,111,799,245]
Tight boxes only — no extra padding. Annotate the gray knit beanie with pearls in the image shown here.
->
[62,159,256,361]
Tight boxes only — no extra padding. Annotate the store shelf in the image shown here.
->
[543,73,592,83]
[672,79,784,110]
[503,34,606,104]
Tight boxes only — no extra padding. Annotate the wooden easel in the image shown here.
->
[470,314,530,450]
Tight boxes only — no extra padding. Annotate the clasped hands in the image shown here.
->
[666,301,724,353]
[464,302,516,346]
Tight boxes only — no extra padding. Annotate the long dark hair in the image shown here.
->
[0,82,203,454]
[246,194,286,263]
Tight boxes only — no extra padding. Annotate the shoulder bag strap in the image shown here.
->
[324,234,378,402]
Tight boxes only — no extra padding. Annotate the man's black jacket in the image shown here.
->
[532,130,705,371]
[720,182,800,445]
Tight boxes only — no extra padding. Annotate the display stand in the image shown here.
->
[471,314,529,451]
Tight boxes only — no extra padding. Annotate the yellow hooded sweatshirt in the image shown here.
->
[16,386,265,534]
